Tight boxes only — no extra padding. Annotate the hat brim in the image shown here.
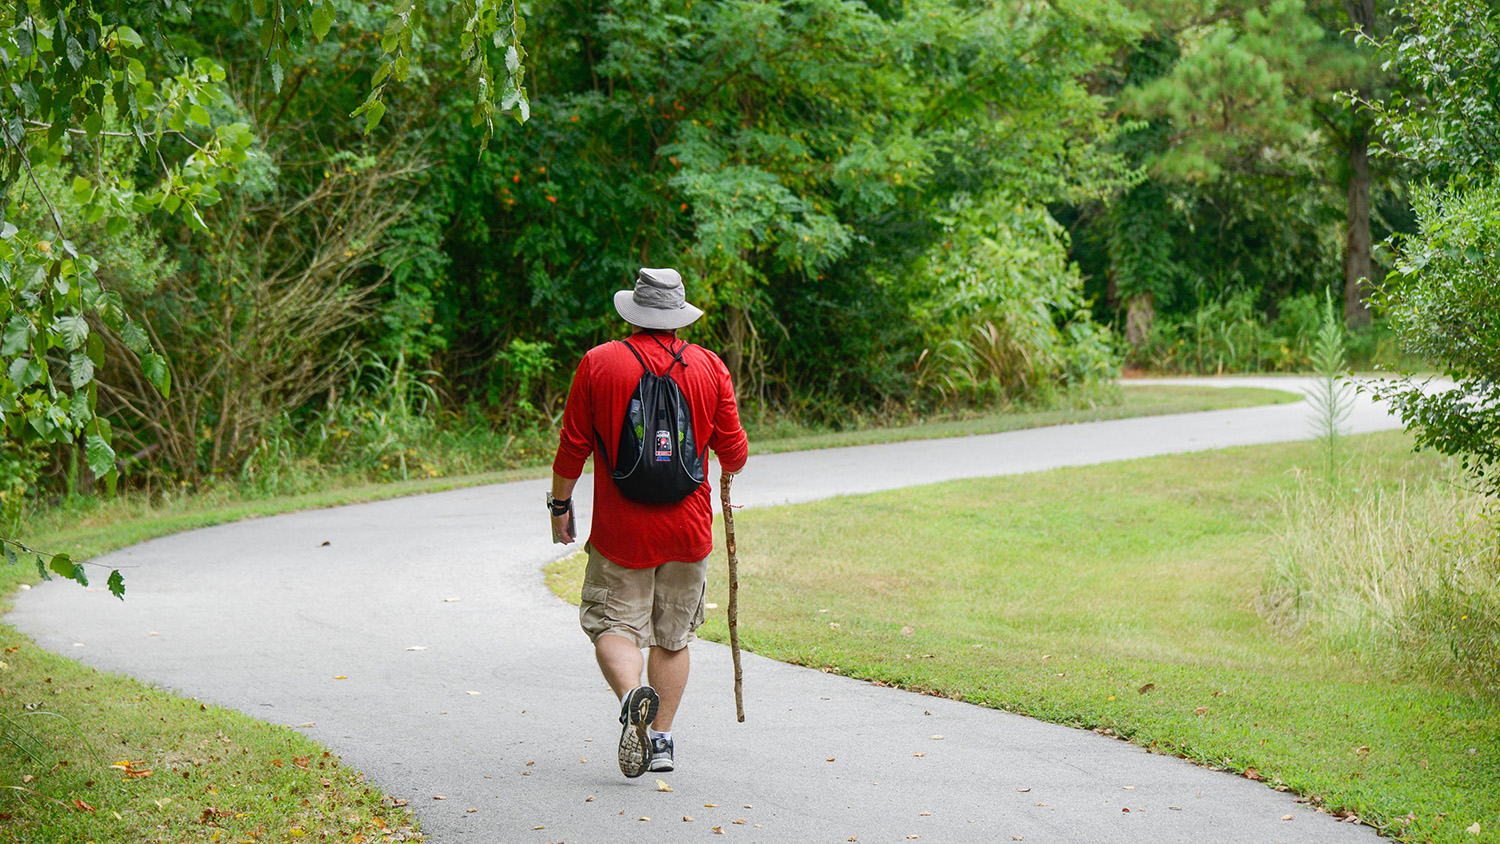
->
[614,289,703,330]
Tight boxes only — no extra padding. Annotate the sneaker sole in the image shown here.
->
[617,687,659,779]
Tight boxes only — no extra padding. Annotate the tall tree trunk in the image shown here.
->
[1343,0,1376,329]
[725,304,747,386]
[1124,291,1155,350]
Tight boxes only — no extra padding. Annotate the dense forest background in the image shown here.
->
[0,0,1466,520]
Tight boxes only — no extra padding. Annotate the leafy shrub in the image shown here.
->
[1373,180,1500,496]
[913,195,1121,409]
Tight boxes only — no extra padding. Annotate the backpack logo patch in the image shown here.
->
[655,430,672,461]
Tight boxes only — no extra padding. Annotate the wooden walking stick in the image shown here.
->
[720,470,745,722]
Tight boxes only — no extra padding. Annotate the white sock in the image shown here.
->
[649,729,671,741]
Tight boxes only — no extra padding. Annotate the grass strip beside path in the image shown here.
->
[0,383,1295,842]
[546,431,1498,844]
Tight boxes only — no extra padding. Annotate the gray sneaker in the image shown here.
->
[617,686,659,779]
[647,735,674,772]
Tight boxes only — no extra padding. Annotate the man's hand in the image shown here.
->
[550,472,579,544]
[551,507,576,544]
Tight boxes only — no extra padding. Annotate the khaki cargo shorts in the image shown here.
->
[579,543,708,651]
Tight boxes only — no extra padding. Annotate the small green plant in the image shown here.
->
[1306,288,1352,482]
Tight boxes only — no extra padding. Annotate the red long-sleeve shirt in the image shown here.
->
[553,332,749,568]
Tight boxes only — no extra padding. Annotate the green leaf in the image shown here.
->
[271,60,285,92]
[142,352,170,397]
[189,104,211,126]
[36,555,50,581]
[122,321,150,355]
[69,353,94,389]
[57,314,89,350]
[3,544,16,566]
[72,177,94,204]
[9,356,39,387]
[50,554,87,587]
[2,316,30,356]
[66,37,85,70]
[312,0,336,40]
[86,432,115,478]
[84,111,103,138]
[107,569,125,600]
[363,100,386,134]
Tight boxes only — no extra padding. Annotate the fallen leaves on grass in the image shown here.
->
[1468,822,1483,835]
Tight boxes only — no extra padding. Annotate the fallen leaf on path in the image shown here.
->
[683,816,694,822]
[656,779,673,792]
[639,816,651,821]
[1122,808,1130,813]
[443,597,461,602]
[929,735,943,740]
[1281,815,1294,821]
[432,796,446,801]
[334,676,347,680]
[1168,806,1181,811]
[466,809,476,813]
[919,811,930,816]
[913,752,925,757]
[533,825,545,830]
[704,803,717,807]
[907,836,920,840]
[585,796,594,802]
[1015,788,1030,793]
[744,804,753,809]
[405,646,428,651]
[579,758,587,763]
[466,691,481,696]
[734,819,747,824]
[1033,802,1047,807]
[1122,786,1135,790]
[712,827,723,834]
[826,758,835,762]
[297,722,315,728]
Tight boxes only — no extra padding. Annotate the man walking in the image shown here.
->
[548,267,749,779]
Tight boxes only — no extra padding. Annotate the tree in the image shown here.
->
[1365,0,1500,494]
[0,0,528,587]
[1112,0,1393,332]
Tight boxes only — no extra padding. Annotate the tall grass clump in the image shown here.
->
[1264,466,1500,694]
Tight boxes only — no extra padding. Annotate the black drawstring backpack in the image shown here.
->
[595,336,707,503]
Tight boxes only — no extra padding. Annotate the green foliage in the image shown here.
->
[1306,289,1351,481]
[1374,181,1500,494]
[913,195,1120,407]
[1365,3,1500,496]
[1266,461,1500,696]
[1360,0,1500,184]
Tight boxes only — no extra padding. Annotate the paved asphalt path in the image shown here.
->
[12,377,1408,843]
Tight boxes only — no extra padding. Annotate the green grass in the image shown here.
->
[744,384,1298,453]
[0,382,1297,842]
[0,624,421,843]
[546,431,1498,843]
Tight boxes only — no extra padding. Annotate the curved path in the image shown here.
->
[13,377,1406,843]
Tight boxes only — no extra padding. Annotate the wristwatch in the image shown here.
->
[546,492,572,516]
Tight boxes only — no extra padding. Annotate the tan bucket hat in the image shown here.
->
[613,268,704,330]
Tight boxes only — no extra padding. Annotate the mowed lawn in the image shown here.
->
[549,430,1499,843]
